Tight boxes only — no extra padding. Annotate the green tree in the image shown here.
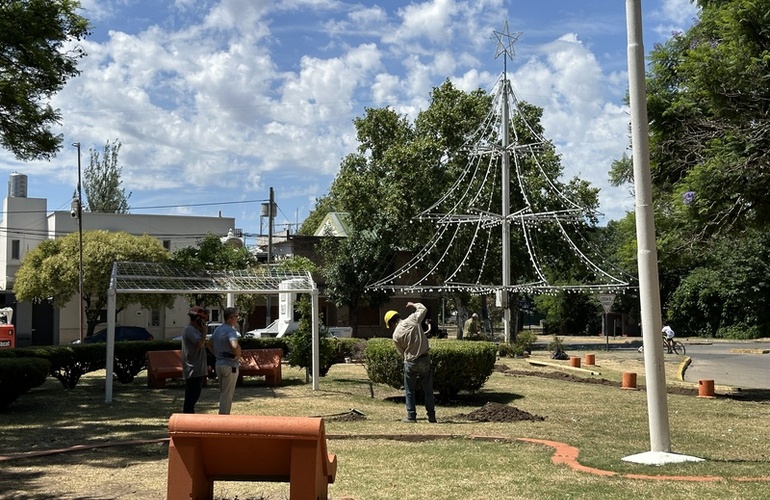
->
[309,80,604,337]
[0,0,90,161]
[13,230,172,337]
[171,233,257,315]
[607,1,770,338]
[84,139,131,213]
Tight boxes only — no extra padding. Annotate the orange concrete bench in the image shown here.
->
[167,413,337,500]
[237,348,283,386]
[146,350,183,388]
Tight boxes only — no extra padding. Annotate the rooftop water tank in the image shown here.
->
[8,172,27,198]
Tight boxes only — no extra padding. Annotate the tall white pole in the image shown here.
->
[73,142,84,343]
[625,0,670,453]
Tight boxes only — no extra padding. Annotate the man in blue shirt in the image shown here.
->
[209,307,242,414]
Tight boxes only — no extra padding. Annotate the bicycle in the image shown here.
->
[637,335,686,355]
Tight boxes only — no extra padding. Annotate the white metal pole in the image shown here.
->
[311,288,320,390]
[625,0,670,453]
[501,63,512,345]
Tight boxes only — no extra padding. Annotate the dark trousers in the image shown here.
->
[183,376,205,413]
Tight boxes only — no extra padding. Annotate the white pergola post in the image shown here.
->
[106,287,116,403]
[311,288,320,390]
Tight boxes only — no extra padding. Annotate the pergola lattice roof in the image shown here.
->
[104,261,320,403]
[110,261,315,294]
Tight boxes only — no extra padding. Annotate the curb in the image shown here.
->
[678,356,692,381]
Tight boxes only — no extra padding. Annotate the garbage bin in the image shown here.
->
[0,324,14,348]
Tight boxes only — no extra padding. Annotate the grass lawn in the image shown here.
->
[0,345,768,499]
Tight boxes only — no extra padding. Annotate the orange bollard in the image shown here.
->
[621,372,637,390]
[584,353,596,366]
[698,379,715,398]
[569,356,581,368]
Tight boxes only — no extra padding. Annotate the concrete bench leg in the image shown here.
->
[290,440,328,500]
[167,438,213,500]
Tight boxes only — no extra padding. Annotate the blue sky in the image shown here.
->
[0,0,698,240]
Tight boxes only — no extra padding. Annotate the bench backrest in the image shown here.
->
[146,350,182,369]
[239,348,282,368]
[167,413,337,499]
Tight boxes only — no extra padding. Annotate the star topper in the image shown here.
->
[492,20,522,60]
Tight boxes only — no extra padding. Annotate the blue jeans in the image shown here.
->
[404,355,435,420]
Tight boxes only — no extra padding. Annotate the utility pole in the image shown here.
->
[72,143,84,343]
[265,187,274,326]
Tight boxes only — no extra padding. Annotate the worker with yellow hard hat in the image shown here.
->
[384,302,436,423]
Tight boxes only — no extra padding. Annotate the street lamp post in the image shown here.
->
[72,143,84,343]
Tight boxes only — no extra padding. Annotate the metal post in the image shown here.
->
[265,187,274,326]
[73,142,84,343]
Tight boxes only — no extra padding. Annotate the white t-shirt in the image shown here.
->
[662,325,675,339]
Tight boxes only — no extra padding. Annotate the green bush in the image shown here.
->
[364,339,497,397]
[0,357,51,408]
[114,340,177,384]
[14,345,105,389]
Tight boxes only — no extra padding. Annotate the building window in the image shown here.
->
[151,309,160,327]
[10,240,20,260]
[162,240,171,250]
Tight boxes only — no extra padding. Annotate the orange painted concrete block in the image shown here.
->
[166,413,337,500]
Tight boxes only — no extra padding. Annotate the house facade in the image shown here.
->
[0,173,237,346]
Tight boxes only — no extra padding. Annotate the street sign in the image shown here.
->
[597,294,615,314]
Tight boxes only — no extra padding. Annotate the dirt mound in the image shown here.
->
[455,402,544,423]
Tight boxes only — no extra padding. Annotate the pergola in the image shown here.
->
[104,261,320,403]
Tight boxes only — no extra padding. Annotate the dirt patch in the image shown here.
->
[454,402,545,423]
[326,410,367,422]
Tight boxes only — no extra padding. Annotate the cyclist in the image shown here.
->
[662,323,675,354]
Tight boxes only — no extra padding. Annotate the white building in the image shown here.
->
[0,173,238,346]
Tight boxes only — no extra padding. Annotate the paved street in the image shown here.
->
[529,335,770,390]
[680,341,770,390]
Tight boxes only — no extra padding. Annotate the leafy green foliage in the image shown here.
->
[14,230,172,337]
[608,2,770,338]
[13,345,104,389]
[0,358,51,409]
[171,233,257,313]
[286,295,334,375]
[85,139,131,213]
[0,0,91,161]
[364,338,496,397]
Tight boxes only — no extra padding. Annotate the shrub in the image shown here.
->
[0,357,51,408]
[14,345,105,389]
[364,339,497,397]
[114,340,177,384]
[511,330,538,356]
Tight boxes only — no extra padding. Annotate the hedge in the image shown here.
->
[364,338,497,397]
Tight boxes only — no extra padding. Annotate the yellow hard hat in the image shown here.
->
[384,310,399,328]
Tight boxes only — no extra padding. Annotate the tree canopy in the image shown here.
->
[611,0,770,338]
[13,230,171,337]
[0,0,90,161]
[305,79,605,336]
[171,233,257,315]
[84,139,131,213]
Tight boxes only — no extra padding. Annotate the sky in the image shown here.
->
[0,0,699,240]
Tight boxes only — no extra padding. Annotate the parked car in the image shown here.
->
[245,321,352,339]
[76,326,154,344]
